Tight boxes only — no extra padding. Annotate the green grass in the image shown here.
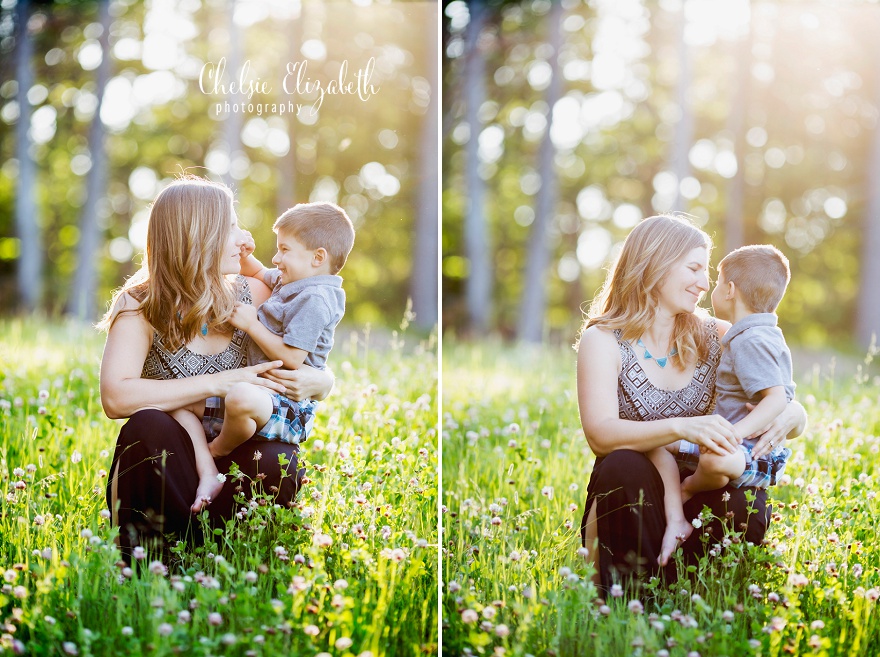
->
[442,341,880,657]
[0,319,438,656]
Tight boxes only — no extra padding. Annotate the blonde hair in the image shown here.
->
[274,202,355,275]
[579,214,713,370]
[98,176,239,348]
[719,244,790,313]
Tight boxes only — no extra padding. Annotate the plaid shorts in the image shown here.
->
[201,396,226,440]
[200,394,318,445]
[254,393,318,445]
[675,439,791,489]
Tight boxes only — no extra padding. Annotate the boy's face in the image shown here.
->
[272,231,319,285]
[711,268,734,321]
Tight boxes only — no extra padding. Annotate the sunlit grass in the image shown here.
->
[0,318,438,656]
[442,341,880,657]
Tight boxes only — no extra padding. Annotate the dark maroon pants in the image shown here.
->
[581,449,769,592]
[106,409,303,563]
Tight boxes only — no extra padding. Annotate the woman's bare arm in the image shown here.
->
[577,326,739,458]
[99,294,286,419]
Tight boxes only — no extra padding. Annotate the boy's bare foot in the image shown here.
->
[191,473,224,514]
[658,517,694,566]
[208,441,232,459]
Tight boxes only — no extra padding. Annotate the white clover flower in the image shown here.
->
[335,637,353,650]
[304,624,320,636]
[208,612,222,626]
[461,609,478,624]
[70,451,82,464]
[495,624,510,637]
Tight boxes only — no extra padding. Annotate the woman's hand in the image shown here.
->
[676,415,740,457]
[745,401,805,459]
[262,365,334,401]
[215,361,287,397]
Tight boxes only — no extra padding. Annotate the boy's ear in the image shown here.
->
[726,280,736,300]
[312,247,328,267]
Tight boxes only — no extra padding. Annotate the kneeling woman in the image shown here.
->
[99,176,333,561]
[576,215,806,591]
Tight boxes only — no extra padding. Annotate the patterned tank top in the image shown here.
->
[141,276,253,380]
[615,318,721,421]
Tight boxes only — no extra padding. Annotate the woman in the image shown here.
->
[577,214,806,591]
[99,176,333,561]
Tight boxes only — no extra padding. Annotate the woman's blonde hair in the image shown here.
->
[579,214,713,369]
[98,176,238,348]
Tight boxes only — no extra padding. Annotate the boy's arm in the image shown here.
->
[240,254,268,281]
[731,386,788,441]
[229,304,308,370]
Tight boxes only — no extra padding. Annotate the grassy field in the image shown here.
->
[442,341,880,657]
[0,319,438,656]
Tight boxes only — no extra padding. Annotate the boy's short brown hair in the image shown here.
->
[274,202,355,274]
[719,244,790,313]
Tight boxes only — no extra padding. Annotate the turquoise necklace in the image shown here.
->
[636,338,677,369]
[177,312,209,336]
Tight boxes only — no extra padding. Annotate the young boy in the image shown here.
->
[651,244,795,565]
[174,202,355,512]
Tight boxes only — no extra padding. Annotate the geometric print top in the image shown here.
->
[141,276,253,380]
[615,317,721,422]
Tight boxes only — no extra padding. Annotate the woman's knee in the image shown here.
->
[120,409,183,448]
[594,450,657,487]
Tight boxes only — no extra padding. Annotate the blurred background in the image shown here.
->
[442,0,880,353]
[1,0,438,331]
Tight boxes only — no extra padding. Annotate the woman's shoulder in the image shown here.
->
[577,325,621,358]
[705,315,731,340]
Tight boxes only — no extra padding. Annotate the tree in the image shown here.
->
[723,6,752,254]
[670,3,692,212]
[276,12,301,217]
[70,0,111,321]
[463,0,491,332]
[517,0,562,343]
[13,0,41,312]
[221,0,244,188]
[856,21,880,350]
[410,7,439,330]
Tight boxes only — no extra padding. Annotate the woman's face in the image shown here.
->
[220,210,246,275]
[656,246,709,315]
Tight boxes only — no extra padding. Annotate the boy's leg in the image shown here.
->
[209,383,274,458]
[646,447,694,567]
[170,403,225,513]
[681,448,747,502]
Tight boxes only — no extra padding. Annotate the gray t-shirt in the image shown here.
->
[715,313,796,426]
[246,271,345,370]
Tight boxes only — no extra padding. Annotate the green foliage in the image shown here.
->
[0,0,435,326]
[443,1,875,346]
[443,341,880,656]
[0,319,438,655]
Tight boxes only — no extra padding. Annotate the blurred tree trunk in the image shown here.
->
[463,0,491,332]
[724,8,752,254]
[410,11,439,330]
[70,0,111,321]
[670,4,692,212]
[857,25,880,350]
[222,0,244,187]
[276,12,301,216]
[13,0,41,312]
[517,0,562,343]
